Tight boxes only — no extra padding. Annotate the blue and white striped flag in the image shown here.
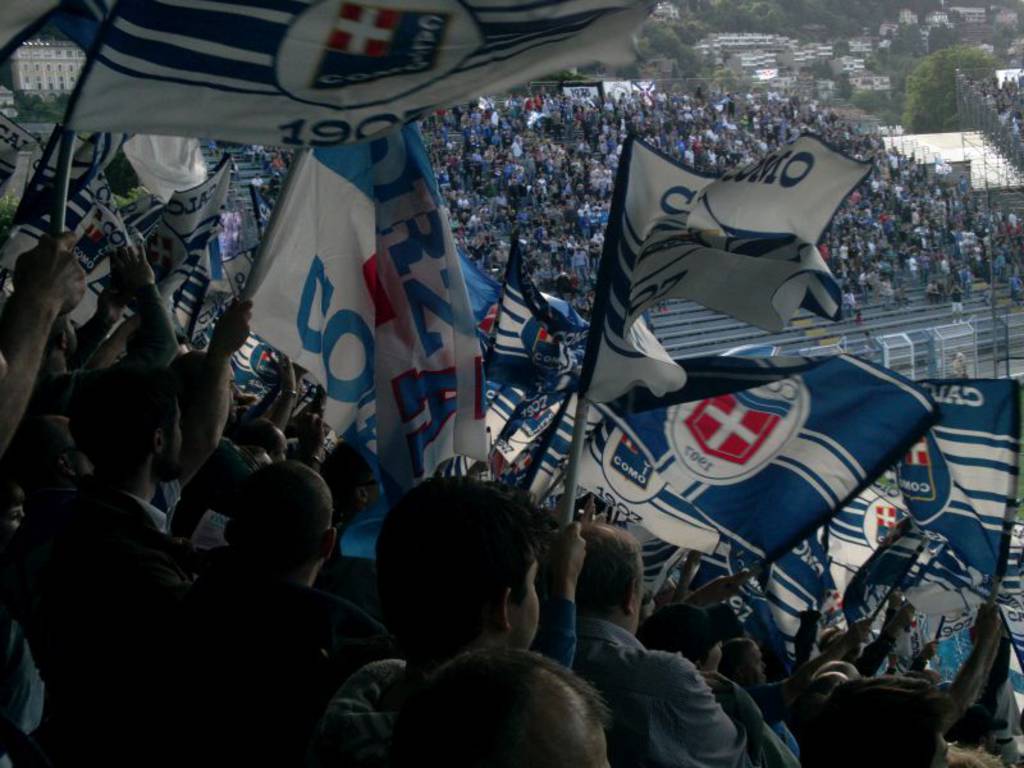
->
[0,115,38,199]
[580,135,870,404]
[65,0,650,146]
[767,534,839,662]
[489,238,587,393]
[577,354,936,562]
[897,380,1020,578]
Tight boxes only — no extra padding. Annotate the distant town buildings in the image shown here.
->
[651,1,680,22]
[850,73,892,92]
[898,9,919,25]
[9,39,85,98]
[948,5,987,24]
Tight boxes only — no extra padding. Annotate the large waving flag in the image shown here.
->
[577,354,936,562]
[828,481,908,593]
[581,135,871,404]
[123,135,208,202]
[896,379,1020,578]
[65,0,649,146]
[0,115,39,198]
[767,534,839,662]
[247,124,486,526]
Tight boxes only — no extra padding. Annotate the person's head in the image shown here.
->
[69,366,182,487]
[0,479,24,552]
[231,418,288,463]
[319,442,379,528]
[391,649,610,768]
[801,677,954,768]
[814,659,862,681]
[2,415,91,492]
[225,461,336,586]
[719,637,766,686]
[376,478,546,669]
[575,524,643,634]
[637,604,724,670]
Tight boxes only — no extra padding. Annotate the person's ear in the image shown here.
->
[320,527,338,562]
[152,427,165,455]
[482,586,513,634]
[622,577,641,617]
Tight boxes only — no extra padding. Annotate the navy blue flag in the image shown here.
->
[896,380,1020,579]
[843,519,931,622]
[577,354,936,563]
[65,0,649,146]
[249,183,272,239]
[489,239,587,393]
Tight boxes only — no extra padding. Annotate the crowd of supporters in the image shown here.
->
[413,85,1024,318]
[0,84,1021,766]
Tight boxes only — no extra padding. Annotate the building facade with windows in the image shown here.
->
[10,39,85,98]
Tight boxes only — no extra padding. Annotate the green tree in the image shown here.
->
[926,24,958,54]
[903,45,997,132]
[103,150,140,197]
[12,92,69,123]
[836,73,853,99]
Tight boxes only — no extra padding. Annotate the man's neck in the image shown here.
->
[99,469,157,505]
[579,609,637,636]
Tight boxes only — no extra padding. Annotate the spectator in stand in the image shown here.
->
[310,478,588,768]
[166,461,385,766]
[572,522,760,767]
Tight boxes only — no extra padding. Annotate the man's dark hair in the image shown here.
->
[376,478,544,667]
[801,677,954,768]
[575,524,641,616]
[2,415,76,493]
[319,442,374,526]
[719,637,759,681]
[69,366,178,481]
[225,461,332,574]
[391,649,609,768]
[638,604,717,664]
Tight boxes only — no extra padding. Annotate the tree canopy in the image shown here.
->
[903,45,996,133]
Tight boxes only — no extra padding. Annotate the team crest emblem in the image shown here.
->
[523,318,562,368]
[896,435,952,519]
[666,382,808,484]
[863,498,902,544]
[277,0,477,107]
[600,429,664,504]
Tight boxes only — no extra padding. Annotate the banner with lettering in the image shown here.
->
[580,135,870,405]
[0,114,38,198]
[65,0,648,146]
[247,124,486,549]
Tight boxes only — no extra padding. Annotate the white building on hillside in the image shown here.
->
[10,39,85,97]
[651,2,680,21]
[849,38,875,55]
[899,8,919,24]
[850,73,892,92]
[831,56,866,75]
[995,8,1019,27]
[925,11,952,26]
[949,5,986,24]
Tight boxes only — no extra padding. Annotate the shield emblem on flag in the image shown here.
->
[309,1,449,88]
[523,318,561,368]
[601,429,664,503]
[896,433,952,520]
[684,393,787,465]
[863,497,903,544]
[666,382,808,484]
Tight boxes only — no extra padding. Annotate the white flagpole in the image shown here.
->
[557,394,590,526]
[49,128,76,236]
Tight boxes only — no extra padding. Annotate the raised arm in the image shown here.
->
[945,602,1003,730]
[177,300,252,485]
[0,233,85,460]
